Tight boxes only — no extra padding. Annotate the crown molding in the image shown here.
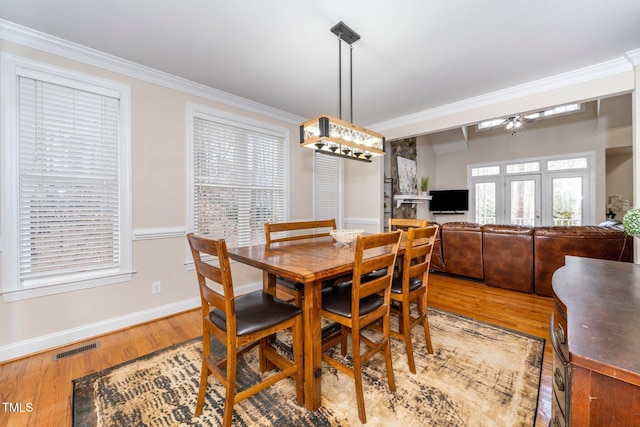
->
[372,54,635,133]
[0,19,304,125]
[625,48,640,66]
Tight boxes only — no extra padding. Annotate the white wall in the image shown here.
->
[344,157,384,232]
[0,38,315,360]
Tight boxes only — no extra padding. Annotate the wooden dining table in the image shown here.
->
[227,234,401,411]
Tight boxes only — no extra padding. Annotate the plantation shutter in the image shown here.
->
[193,116,285,248]
[314,153,343,227]
[17,76,121,284]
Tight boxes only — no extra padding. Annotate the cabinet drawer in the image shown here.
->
[552,349,570,418]
[552,302,569,361]
[551,390,567,427]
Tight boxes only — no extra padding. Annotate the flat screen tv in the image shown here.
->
[429,189,469,213]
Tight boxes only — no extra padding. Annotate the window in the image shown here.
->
[469,154,593,226]
[506,162,540,174]
[476,103,584,131]
[1,54,132,301]
[188,104,288,248]
[314,153,343,226]
[471,165,500,176]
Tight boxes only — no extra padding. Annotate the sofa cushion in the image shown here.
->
[482,225,534,293]
[441,222,484,280]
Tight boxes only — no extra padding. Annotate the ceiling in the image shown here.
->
[1,1,639,128]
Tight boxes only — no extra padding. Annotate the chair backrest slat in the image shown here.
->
[187,233,235,315]
[265,219,337,244]
[352,231,402,304]
[402,225,439,291]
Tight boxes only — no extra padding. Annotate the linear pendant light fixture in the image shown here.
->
[300,21,385,163]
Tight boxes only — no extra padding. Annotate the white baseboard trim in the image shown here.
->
[0,281,262,362]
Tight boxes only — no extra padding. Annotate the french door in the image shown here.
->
[544,172,587,226]
[470,153,593,226]
[506,175,541,226]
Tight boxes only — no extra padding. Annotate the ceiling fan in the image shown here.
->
[477,103,583,136]
[502,115,536,135]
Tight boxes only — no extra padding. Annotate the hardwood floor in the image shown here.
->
[0,273,554,427]
[428,273,554,427]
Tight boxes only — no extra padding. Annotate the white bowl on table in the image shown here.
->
[330,229,364,246]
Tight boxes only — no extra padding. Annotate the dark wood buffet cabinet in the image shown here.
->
[551,256,640,426]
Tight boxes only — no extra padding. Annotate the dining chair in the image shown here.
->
[377,218,428,278]
[321,230,402,424]
[264,219,337,306]
[374,225,439,374]
[187,233,303,427]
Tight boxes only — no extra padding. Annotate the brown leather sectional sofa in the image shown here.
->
[430,221,633,296]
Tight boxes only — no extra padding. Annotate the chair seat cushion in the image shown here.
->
[210,291,302,336]
[321,283,384,318]
[361,268,388,283]
[276,276,304,291]
[278,275,338,291]
[391,277,423,294]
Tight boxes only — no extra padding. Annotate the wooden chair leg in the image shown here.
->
[352,331,367,424]
[383,313,396,392]
[340,325,348,356]
[195,333,212,417]
[402,300,417,374]
[222,347,238,427]
[195,358,209,417]
[259,336,271,372]
[420,294,434,354]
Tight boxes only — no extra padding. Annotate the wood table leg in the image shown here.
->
[261,271,277,371]
[303,279,323,410]
[263,271,276,295]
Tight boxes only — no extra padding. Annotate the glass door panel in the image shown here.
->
[506,175,541,226]
[474,181,496,225]
[552,176,582,225]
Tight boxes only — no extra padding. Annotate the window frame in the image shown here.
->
[1,53,133,302]
[186,102,290,256]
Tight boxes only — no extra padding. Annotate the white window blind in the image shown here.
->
[193,115,285,248]
[17,77,122,283]
[314,153,343,226]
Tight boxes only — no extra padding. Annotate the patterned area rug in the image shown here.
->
[73,308,544,426]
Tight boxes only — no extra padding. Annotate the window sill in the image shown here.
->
[1,271,134,302]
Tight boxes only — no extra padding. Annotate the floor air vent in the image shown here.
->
[53,341,99,361]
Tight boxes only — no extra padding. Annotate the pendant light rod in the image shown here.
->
[349,43,353,124]
[331,21,360,123]
[338,36,342,120]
